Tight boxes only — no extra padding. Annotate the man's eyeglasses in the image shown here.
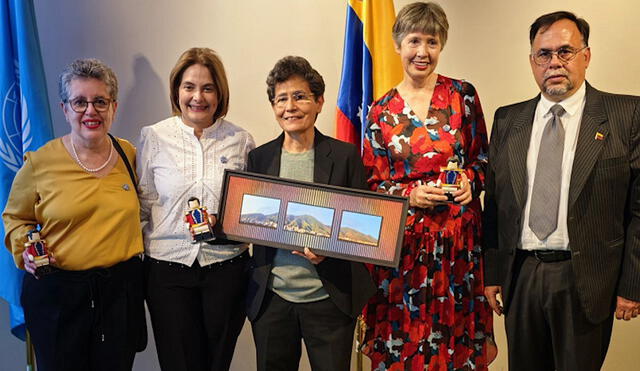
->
[66,97,113,113]
[272,92,314,108]
[531,46,588,66]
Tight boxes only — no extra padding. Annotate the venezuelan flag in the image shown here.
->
[336,0,402,150]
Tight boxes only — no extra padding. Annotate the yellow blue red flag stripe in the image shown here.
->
[336,0,402,149]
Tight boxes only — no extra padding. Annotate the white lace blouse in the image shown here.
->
[136,116,255,266]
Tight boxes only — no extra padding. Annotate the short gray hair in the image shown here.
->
[58,58,118,102]
[392,2,449,48]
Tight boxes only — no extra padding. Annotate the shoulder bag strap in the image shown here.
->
[108,133,136,186]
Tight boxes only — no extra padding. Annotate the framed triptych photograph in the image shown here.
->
[217,170,408,267]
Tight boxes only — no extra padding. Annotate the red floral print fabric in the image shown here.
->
[361,75,493,371]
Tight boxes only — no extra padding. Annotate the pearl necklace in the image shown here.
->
[70,137,114,173]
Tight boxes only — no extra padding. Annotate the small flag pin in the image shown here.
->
[595,132,604,141]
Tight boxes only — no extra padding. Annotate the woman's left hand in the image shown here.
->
[292,247,325,265]
[452,173,473,205]
[22,249,38,276]
[22,248,56,278]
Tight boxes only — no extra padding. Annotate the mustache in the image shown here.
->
[544,70,568,81]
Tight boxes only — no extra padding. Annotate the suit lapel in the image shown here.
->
[508,98,538,209]
[313,129,333,184]
[569,84,608,208]
[265,134,284,177]
[261,134,284,264]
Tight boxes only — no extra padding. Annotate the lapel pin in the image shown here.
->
[595,132,604,141]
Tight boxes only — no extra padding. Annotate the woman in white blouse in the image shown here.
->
[137,47,255,371]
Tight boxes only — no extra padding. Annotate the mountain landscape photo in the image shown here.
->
[284,214,332,238]
[338,210,382,247]
[240,212,279,229]
[338,226,379,246]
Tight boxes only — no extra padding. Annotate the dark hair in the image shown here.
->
[187,196,200,207]
[58,58,118,102]
[266,56,325,103]
[529,11,590,46]
[169,48,229,121]
[393,2,449,47]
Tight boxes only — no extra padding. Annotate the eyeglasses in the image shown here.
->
[272,92,314,108]
[66,97,113,113]
[531,46,588,66]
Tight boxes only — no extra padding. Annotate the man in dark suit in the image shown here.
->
[483,11,640,370]
[245,56,375,371]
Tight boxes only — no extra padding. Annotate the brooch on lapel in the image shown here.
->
[594,132,605,141]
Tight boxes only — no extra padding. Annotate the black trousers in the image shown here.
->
[145,252,248,371]
[21,257,146,371]
[251,290,356,371]
[505,252,614,371]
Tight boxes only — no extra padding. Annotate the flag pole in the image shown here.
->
[26,330,36,371]
[356,315,366,371]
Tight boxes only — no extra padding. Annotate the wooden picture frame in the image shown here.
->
[216,170,408,267]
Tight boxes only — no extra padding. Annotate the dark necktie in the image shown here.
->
[529,104,566,240]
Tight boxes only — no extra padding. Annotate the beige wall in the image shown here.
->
[23,0,640,370]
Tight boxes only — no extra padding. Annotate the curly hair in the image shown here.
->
[266,56,325,103]
[58,58,118,102]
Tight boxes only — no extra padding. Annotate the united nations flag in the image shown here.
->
[0,0,54,340]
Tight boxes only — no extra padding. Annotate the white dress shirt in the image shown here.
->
[137,116,255,265]
[520,83,586,251]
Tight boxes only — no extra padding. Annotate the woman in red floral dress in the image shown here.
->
[361,3,494,370]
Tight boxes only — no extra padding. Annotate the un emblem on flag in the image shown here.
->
[1,81,29,173]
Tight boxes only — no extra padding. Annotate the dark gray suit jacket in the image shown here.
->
[245,129,376,321]
[483,82,640,323]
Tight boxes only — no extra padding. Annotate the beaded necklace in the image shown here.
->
[70,136,114,173]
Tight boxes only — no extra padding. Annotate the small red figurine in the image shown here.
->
[437,157,464,202]
[184,197,215,243]
[24,229,53,276]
